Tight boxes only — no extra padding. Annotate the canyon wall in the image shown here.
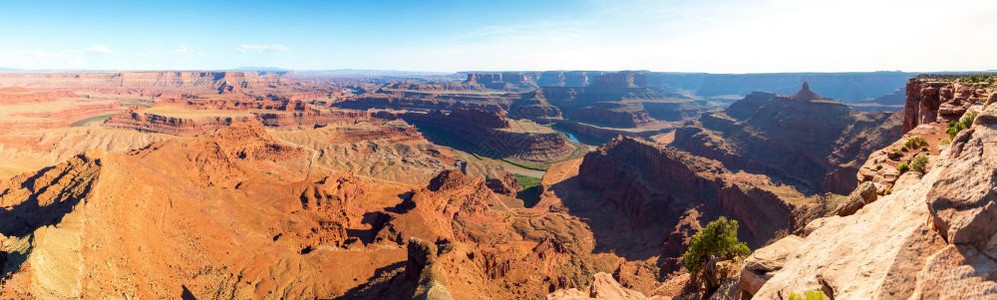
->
[902,76,995,132]
[672,84,900,194]
[103,108,258,135]
[856,77,995,193]
[577,137,819,251]
[0,71,288,93]
[396,109,574,162]
[255,109,370,128]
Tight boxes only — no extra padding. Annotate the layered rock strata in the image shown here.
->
[672,84,901,194]
[577,136,830,260]
[397,109,574,162]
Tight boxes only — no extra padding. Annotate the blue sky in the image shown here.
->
[1,0,995,72]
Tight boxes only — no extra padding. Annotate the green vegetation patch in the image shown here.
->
[682,217,750,294]
[961,75,997,84]
[788,290,827,300]
[514,174,542,207]
[903,137,928,150]
[947,111,979,139]
[897,162,910,174]
[910,154,929,173]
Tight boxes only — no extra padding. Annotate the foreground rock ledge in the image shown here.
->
[742,102,997,299]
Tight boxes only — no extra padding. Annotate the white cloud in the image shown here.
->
[169,44,203,56]
[237,44,290,54]
[170,45,191,55]
[87,44,111,54]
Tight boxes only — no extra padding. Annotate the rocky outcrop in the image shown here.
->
[334,119,425,143]
[255,109,370,128]
[0,153,102,237]
[738,235,803,296]
[485,169,521,196]
[903,76,995,132]
[855,121,945,193]
[292,175,367,249]
[833,181,877,216]
[103,107,259,136]
[356,238,454,300]
[742,98,997,299]
[360,169,600,299]
[926,103,997,247]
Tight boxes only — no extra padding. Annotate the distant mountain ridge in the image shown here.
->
[459,70,916,103]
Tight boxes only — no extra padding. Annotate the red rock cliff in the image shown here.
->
[577,137,814,250]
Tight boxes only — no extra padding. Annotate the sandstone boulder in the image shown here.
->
[926,103,997,246]
[835,181,878,216]
[740,235,803,295]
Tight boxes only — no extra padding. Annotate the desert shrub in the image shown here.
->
[962,75,997,84]
[513,174,541,190]
[682,217,750,294]
[904,137,928,150]
[946,121,959,139]
[788,290,827,300]
[897,162,910,174]
[875,164,883,171]
[947,112,979,139]
[961,112,979,128]
[910,154,929,173]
